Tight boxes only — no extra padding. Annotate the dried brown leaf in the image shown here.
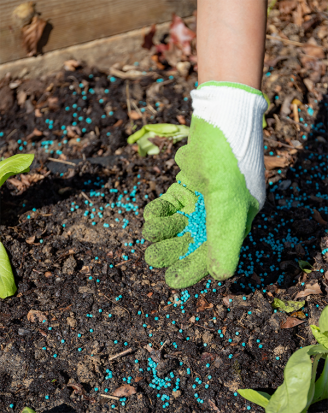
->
[142,24,156,50]
[7,177,25,193]
[176,115,186,124]
[295,282,322,299]
[112,384,136,397]
[302,45,325,59]
[21,15,46,56]
[279,0,297,14]
[67,382,95,402]
[196,297,213,312]
[27,309,47,323]
[293,3,304,26]
[290,311,306,319]
[313,209,327,226]
[26,235,35,244]
[222,295,235,307]
[47,97,59,111]
[64,60,81,71]
[208,399,220,411]
[200,352,217,362]
[281,317,305,329]
[26,127,43,141]
[264,156,290,170]
[128,110,141,120]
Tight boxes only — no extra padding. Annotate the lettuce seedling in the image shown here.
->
[238,305,328,413]
[0,154,34,299]
[21,408,36,413]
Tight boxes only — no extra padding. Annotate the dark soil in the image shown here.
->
[0,6,328,413]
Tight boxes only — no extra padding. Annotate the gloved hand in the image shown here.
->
[143,81,268,289]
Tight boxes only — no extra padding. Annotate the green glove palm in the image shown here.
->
[143,82,268,289]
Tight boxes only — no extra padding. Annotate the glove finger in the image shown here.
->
[165,242,208,289]
[142,213,188,242]
[206,192,248,281]
[144,199,177,221]
[144,183,199,222]
[144,233,192,268]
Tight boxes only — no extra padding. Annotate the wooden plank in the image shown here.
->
[0,0,196,64]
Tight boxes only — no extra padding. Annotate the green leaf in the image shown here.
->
[307,344,328,357]
[310,325,328,348]
[266,346,315,413]
[237,389,271,408]
[298,260,312,273]
[127,123,189,149]
[21,408,36,413]
[319,305,328,333]
[0,154,34,187]
[0,242,17,299]
[313,356,328,403]
[272,298,305,313]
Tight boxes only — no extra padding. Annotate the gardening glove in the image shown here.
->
[143,81,268,289]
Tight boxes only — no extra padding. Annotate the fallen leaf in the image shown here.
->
[169,14,196,56]
[64,60,81,71]
[66,125,81,138]
[222,326,227,335]
[281,317,305,329]
[26,128,43,141]
[134,376,143,383]
[279,0,297,14]
[7,177,25,193]
[67,382,95,402]
[26,235,35,244]
[264,156,290,170]
[303,78,314,92]
[17,90,27,106]
[176,115,186,124]
[208,398,221,412]
[21,15,46,56]
[272,298,305,313]
[128,110,141,120]
[147,292,153,298]
[222,295,235,307]
[313,209,327,226]
[302,45,325,59]
[200,352,217,362]
[290,311,306,319]
[295,282,322,299]
[27,310,47,323]
[112,384,136,397]
[44,271,52,277]
[47,97,59,111]
[142,24,156,50]
[196,297,213,312]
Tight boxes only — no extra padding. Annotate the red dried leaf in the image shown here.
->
[295,282,322,299]
[142,24,156,50]
[147,292,154,298]
[281,317,305,329]
[169,14,196,56]
[112,384,136,397]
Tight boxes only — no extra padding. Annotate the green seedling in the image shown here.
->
[21,408,36,413]
[127,123,189,156]
[272,298,305,313]
[0,154,34,299]
[238,305,328,413]
[298,260,313,273]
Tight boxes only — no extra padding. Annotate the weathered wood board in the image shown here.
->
[0,0,196,64]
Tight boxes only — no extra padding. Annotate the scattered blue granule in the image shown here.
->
[176,190,207,259]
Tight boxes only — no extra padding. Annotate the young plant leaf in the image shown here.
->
[272,298,305,313]
[21,408,36,413]
[312,356,328,404]
[266,345,315,413]
[0,154,34,187]
[310,325,328,348]
[237,389,271,408]
[319,305,328,333]
[0,242,17,299]
[298,260,312,273]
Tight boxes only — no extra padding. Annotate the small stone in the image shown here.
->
[172,390,181,398]
[67,316,77,328]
